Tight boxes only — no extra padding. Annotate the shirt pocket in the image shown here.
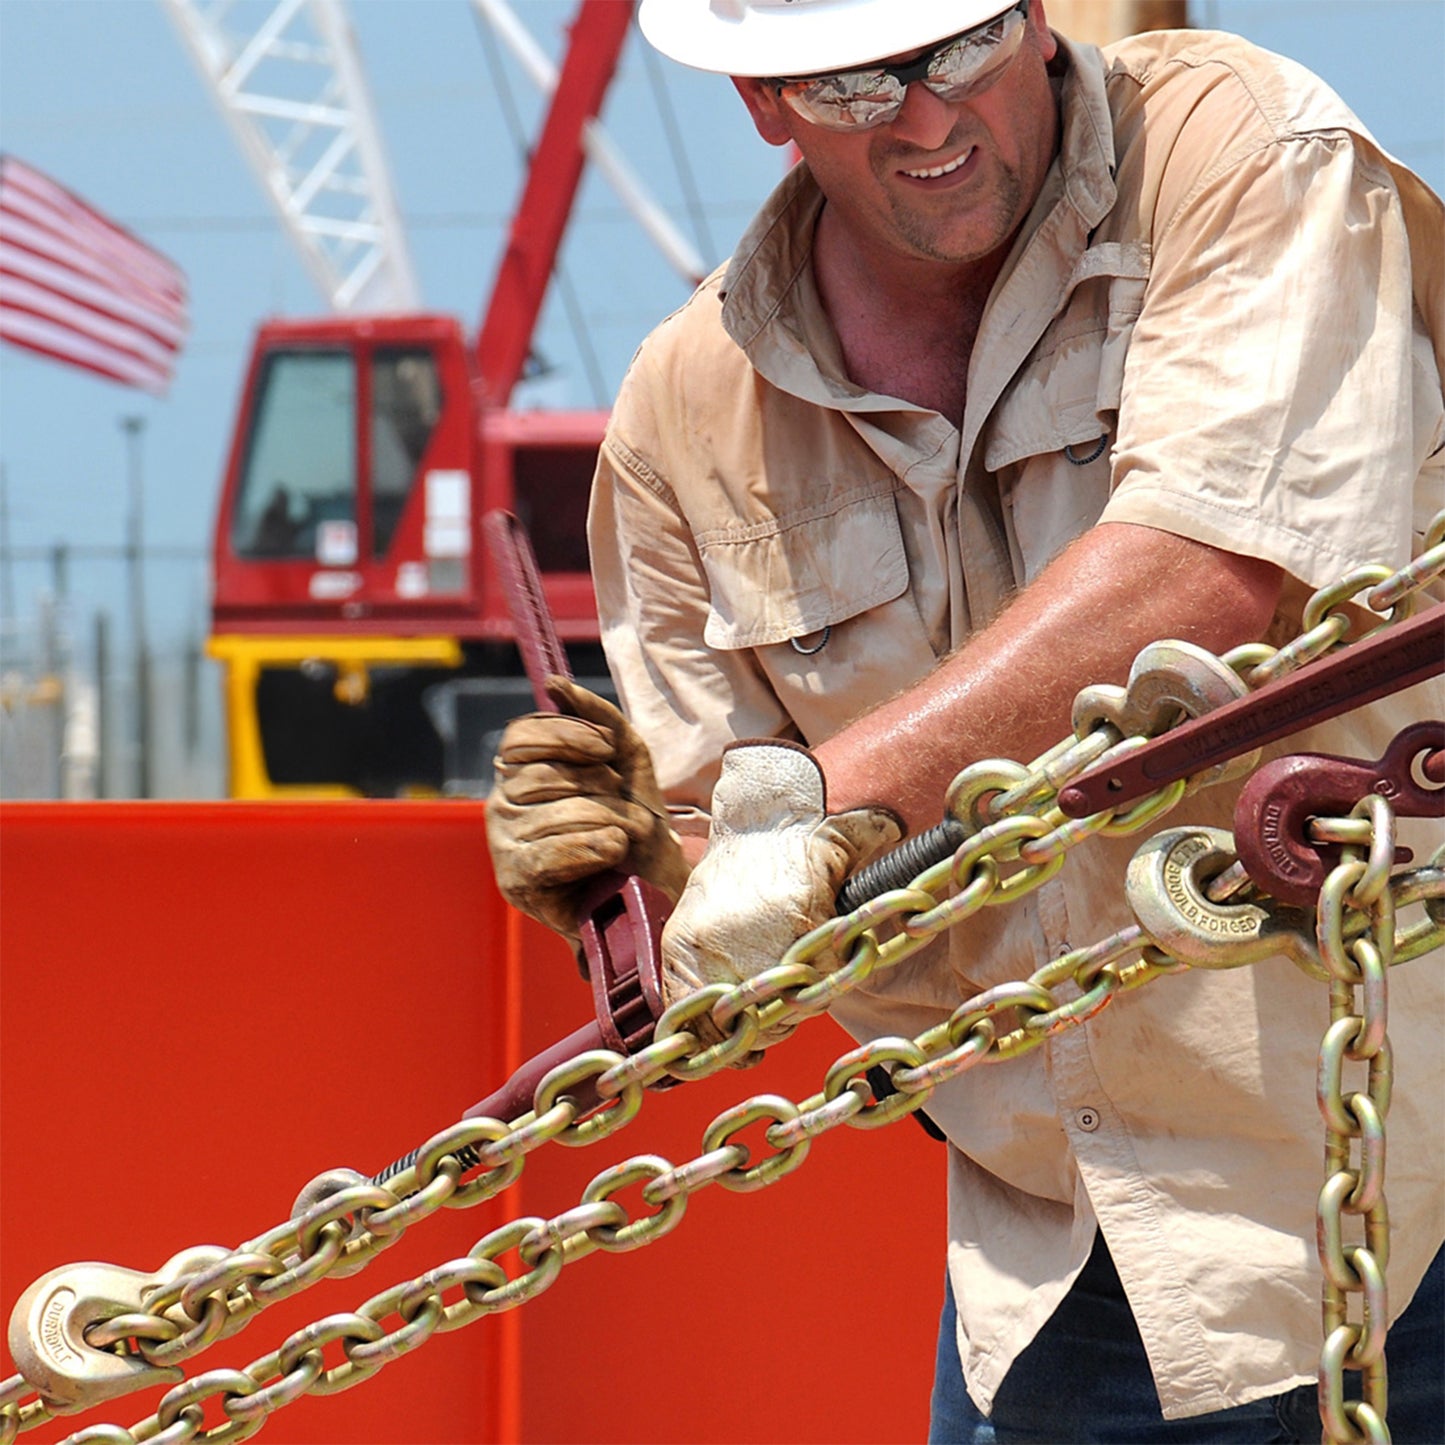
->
[696,484,940,744]
[986,245,1150,470]
[698,480,910,647]
[985,246,1151,582]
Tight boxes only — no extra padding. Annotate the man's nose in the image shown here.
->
[887,81,961,151]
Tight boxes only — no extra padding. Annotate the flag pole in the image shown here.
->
[121,414,151,799]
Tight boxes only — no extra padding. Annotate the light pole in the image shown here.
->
[121,415,151,798]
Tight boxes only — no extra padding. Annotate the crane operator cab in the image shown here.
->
[208,314,613,799]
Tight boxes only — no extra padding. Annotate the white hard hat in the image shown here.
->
[638,0,1020,78]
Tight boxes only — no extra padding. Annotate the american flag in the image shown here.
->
[0,154,189,395]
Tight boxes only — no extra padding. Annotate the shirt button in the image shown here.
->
[1076,1107,1101,1132]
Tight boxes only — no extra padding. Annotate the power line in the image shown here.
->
[121,200,765,233]
[640,38,718,272]
[2,545,204,561]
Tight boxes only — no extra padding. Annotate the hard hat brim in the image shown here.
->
[639,0,1021,78]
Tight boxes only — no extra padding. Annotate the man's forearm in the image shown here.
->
[815,522,1285,833]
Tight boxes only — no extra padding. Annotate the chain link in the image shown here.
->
[0,1378,52,1445]
[1313,804,1408,1445]
[5,519,1442,1444]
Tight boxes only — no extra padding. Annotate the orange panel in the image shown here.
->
[1,803,945,1444]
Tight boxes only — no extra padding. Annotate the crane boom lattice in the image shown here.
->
[161,0,421,314]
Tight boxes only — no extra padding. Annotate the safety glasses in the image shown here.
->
[771,1,1031,132]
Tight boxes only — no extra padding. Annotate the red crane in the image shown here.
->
[197,2,648,797]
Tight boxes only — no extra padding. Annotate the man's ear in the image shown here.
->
[1028,0,1059,62]
[732,76,796,147]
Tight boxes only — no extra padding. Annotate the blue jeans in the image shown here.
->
[929,1235,1445,1443]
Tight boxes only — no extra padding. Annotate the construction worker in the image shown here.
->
[486,1,1444,1439]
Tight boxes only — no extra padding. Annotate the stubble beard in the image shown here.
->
[884,158,1025,265]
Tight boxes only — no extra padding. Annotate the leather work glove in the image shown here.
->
[661,740,902,1048]
[486,676,690,942]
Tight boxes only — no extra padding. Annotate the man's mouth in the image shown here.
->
[900,147,975,180]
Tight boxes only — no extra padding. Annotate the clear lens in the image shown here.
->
[778,3,1028,132]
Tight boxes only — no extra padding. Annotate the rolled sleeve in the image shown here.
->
[1104,130,1437,583]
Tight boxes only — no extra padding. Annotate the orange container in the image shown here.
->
[0,802,945,1443]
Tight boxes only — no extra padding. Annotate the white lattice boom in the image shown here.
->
[161,0,421,313]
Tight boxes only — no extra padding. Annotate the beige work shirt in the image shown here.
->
[590,29,1445,1420]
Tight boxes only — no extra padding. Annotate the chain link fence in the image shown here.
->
[0,590,222,801]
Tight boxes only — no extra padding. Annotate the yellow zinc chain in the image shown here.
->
[1314,801,1419,1445]
[12,855,1440,1445]
[2,516,1441,1444]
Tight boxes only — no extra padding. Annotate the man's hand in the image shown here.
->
[486,676,690,942]
[661,741,902,1039]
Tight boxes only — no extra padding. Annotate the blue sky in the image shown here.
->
[1,0,1442,669]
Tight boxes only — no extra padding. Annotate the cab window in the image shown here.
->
[232,351,356,561]
[372,348,441,557]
